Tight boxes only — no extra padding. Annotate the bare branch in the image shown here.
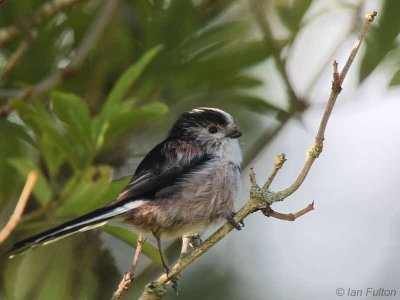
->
[0,0,87,47]
[1,31,37,77]
[249,167,257,186]
[293,201,315,219]
[304,2,365,97]
[339,12,377,85]
[0,170,38,244]
[112,234,146,300]
[263,153,286,190]
[262,202,314,221]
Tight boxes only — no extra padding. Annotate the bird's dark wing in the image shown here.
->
[5,139,208,258]
[113,139,210,203]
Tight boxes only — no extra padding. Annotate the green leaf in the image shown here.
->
[229,94,285,115]
[92,97,137,150]
[0,118,35,147]
[52,91,93,148]
[3,234,118,300]
[221,74,264,88]
[277,0,312,37]
[13,99,48,136]
[56,167,129,216]
[0,119,34,205]
[359,0,400,82]
[8,158,53,205]
[180,41,271,87]
[182,21,249,61]
[92,45,164,149]
[103,102,168,144]
[14,99,80,172]
[103,44,164,112]
[389,68,400,86]
[39,133,68,177]
[103,225,162,265]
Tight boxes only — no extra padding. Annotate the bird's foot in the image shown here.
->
[227,212,245,230]
[163,265,170,275]
[188,233,202,248]
[180,233,202,260]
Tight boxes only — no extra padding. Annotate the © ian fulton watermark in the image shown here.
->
[336,288,397,297]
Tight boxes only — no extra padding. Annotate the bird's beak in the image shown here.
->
[226,127,242,139]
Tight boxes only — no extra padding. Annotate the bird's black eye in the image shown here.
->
[208,125,218,134]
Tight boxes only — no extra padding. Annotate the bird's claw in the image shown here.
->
[188,233,202,248]
[227,212,245,230]
[171,278,180,296]
[163,266,180,296]
[163,265,170,276]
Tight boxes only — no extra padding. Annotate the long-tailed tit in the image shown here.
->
[6,107,243,274]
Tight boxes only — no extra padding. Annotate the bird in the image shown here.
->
[5,107,243,275]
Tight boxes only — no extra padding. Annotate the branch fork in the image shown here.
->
[250,154,315,220]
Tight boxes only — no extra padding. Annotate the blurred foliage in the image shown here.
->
[3,233,120,299]
[359,0,400,82]
[276,0,312,42]
[0,44,168,299]
[0,0,399,299]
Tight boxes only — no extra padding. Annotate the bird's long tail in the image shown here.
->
[5,200,144,258]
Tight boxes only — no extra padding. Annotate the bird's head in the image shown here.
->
[168,107,242,163]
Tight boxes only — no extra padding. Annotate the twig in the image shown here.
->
[0,0,120,117]
[1,31,37,77]
[131,235,146,274]
[339,12,377,84]
[0,0,86,47]
[262,202,314,221]
[249,168,257,186]
[274,11,377,201]
[137,11,377,300]
[263,153,286,190]
[0,170,38,244]
[304,1,364,97]
[112,234,146,300]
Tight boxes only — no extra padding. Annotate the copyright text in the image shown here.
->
[336,288,397,297]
